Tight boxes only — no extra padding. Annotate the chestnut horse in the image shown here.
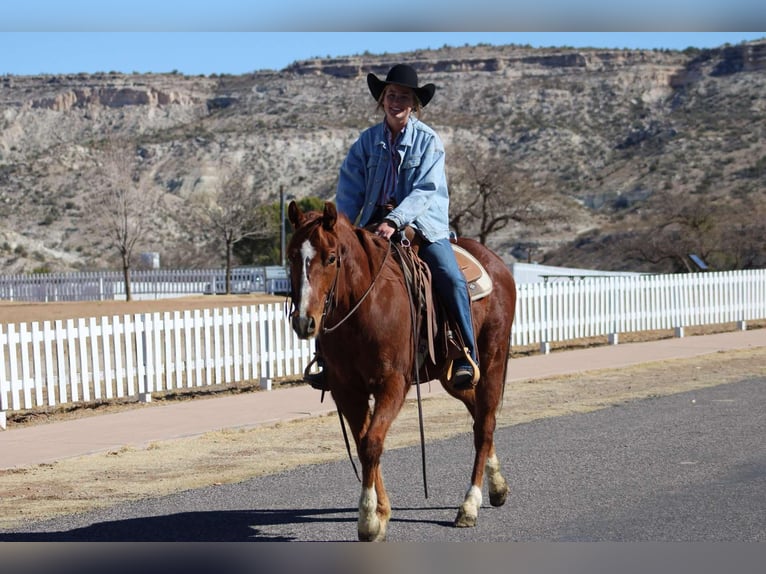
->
[287,201,516,541]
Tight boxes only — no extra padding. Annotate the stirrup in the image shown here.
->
[303,356,329,391]
[447,348,480,390]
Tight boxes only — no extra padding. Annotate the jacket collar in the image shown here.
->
[381,117,416,149]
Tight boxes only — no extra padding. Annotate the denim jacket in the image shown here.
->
[336,116,451,242]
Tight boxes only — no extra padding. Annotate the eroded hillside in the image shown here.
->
[1,40,764,273]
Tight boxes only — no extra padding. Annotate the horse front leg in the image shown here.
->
[356,379,406,542]
[357,448,391,543]
[358,469,390,543]
[333,391,383,542]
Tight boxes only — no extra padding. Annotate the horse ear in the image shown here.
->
[322,202,337,231]
[287,200,304,229]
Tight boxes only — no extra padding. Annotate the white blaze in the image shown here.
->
[298,239,316,318]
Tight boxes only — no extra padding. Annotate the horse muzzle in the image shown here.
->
[291,314,317,339]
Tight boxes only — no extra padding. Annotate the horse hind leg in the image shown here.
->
[455,418,495,528]
[486,448,509,507]
[455,449,509,528]
[454,359,508,526]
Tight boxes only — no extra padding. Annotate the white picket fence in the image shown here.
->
[1,269,765,423]
[513,269,766,350]
[0,266,291,302]
[0,303,314,424]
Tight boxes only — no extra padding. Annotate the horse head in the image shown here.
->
[286,201,344,339]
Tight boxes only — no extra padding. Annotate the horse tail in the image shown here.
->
[498,341,511,413]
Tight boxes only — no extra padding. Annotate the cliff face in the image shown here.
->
[0,40,764,273]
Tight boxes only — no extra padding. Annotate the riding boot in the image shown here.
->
[450,350,480,390]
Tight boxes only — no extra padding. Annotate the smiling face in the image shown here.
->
[381,84,417,135]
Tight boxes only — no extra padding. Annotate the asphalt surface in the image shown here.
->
[2,375,764,542]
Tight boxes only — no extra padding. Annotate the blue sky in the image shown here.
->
[1,32,765,76]
[1,1,765,32]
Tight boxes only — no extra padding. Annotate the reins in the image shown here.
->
[317,233,392,484]
[307,223,430,498]
[320,237,392,334]
[392,239,430,499]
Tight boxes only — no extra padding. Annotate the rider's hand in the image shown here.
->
[375,220,397,240]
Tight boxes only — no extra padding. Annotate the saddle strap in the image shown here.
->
[392,242,437,365]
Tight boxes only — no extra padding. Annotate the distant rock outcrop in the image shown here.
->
[0,39,764,274]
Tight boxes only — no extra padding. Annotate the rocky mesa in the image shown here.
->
[0,39,764,274]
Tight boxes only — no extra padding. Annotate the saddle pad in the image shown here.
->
[452,244,493,301]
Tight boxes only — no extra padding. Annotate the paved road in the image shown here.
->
[3,377,763,542]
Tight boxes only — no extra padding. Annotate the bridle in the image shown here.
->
[319,238,392,334]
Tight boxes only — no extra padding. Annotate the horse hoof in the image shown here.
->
[358,518,388,542]
[454,510,477,528]
[358,529,387,542]
[489,486,509,507]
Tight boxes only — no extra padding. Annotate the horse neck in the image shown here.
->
[336,227,393,306]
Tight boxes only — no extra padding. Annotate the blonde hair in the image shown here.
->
[376,85,424,118]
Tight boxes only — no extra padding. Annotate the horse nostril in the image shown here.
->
[291,315,317,339]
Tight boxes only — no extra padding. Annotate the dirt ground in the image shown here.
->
[0,296,764,531]
[0,293,287,324]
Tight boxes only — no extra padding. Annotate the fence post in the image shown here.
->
[139,314,152,403]
[674,274,685,338]
[608,277,619,345]
[259,305,273,391]
[0,323,8,428]
[540,280,551,354]
[737,270,747,331]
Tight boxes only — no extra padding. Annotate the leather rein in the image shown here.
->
[319,237,392,334]
[315,230,430,497]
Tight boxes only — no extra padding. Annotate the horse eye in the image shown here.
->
[326,254,337,265]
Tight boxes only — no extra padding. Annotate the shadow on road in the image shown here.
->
[0,504,458,542]
[0,507,358,542]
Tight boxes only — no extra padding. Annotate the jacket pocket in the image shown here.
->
[402,155,422,170]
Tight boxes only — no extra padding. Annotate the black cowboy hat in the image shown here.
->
[367,64,436,107]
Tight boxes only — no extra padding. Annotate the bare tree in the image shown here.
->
[447,144,564,245]
[626,192,766,272]
[188,162,274,294]
[91,139,163,301]
[720,216,766,269]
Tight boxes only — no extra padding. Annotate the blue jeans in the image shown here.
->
[417,237,477,364]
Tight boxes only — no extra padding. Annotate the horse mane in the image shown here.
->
[329,212,396,279]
